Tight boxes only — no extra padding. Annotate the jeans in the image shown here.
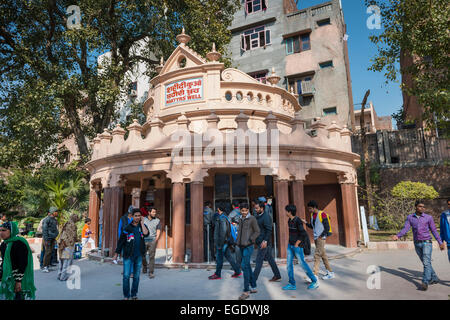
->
[98,224,102,249]
[287,244,317,286]
[215,244,240,277]
[57,258,73,281]
[253,244,281,282]
[241,245,256,292]
[123,255,142,298]
[448,248,450,263]
[414,241,439,284]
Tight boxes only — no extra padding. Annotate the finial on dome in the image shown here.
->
[176,27,191,45]
[206,42,221,62]
[267,67,281,86]
[155,56,164,74]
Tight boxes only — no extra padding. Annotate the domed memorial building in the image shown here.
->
[87,30,360,263]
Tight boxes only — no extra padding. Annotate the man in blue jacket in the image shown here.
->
[440,198,450,262]
[113,209,149,300]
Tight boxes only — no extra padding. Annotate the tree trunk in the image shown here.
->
[360,90,374,218]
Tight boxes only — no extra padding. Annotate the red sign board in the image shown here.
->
[165,77,203,106]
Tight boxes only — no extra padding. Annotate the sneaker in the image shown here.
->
[269,276,282,282]
[42,267,49,273]
[419,283,428,291]
[303,276,313,283]
[250,287,258,293]
[231,272,242,278]
[282,284,297,290]
[131,296,138,300]
[208,274,221,280]
[308,281,319,290]
[430,279,439,285]
[321,271,335,280]
[149,273,155,279]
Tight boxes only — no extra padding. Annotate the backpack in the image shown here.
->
[224,215,238,245]
[313,210,332,236]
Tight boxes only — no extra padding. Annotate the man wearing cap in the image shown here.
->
[42,207,59,273]
[258,196,273,223]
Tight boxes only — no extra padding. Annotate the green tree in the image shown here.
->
[365,0,449,129]
[0,0,241,168]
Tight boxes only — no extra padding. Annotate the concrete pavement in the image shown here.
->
[32,249,450,300]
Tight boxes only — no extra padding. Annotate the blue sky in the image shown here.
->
[297,0,403,118]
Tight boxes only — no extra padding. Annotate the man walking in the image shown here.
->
[42,207,59,273]
[302,200,334,280]
[113,208,149,300]
[98,199,103,251]
[208,206,241,280]
[81,218,96,255]
[253,201,281,283]
[118,205,134,239]
[237,203,260,300]
[439,198,450,262]
[203,201,215,261]
[283,204,319,291]
[392,200,445,291]
[142,207,161,278]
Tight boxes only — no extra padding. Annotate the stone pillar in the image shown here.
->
[88,182,101,246]
[154,188,166,249]
[102,185,124,256]
[291,180,306,221]
[172,182,186,263]
[190,181,204,263]
[274,179,289,259]
[340,182,359,248]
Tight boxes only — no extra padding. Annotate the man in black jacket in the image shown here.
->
[42,207,59,273]
[253,201,281,283]
[208,206,241,280]
[113,208,149,300]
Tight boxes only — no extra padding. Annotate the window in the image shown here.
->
[214,174,248,215]
[285,33,311,55]
[241,26,271,51]
[249,71,267,84]
[288,76,313,95]
[323,107,337,116]
[246,0,267,14]
[317,18,331,27]
[319,60,333,68]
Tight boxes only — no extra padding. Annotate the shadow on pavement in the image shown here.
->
[380,266,450,290]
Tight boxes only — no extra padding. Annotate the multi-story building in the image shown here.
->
[354,102,392,133]
[228,0,355,128]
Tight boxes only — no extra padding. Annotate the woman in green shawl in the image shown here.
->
[0,221,36,300]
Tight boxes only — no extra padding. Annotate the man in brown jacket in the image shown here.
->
[236,203,260,300]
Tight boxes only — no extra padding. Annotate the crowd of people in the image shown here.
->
[0,197,448,300]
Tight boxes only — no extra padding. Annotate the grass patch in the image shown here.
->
[368,229,414,242]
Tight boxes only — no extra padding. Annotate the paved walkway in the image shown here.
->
[31,247,450,300]
[87,244,361,268]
